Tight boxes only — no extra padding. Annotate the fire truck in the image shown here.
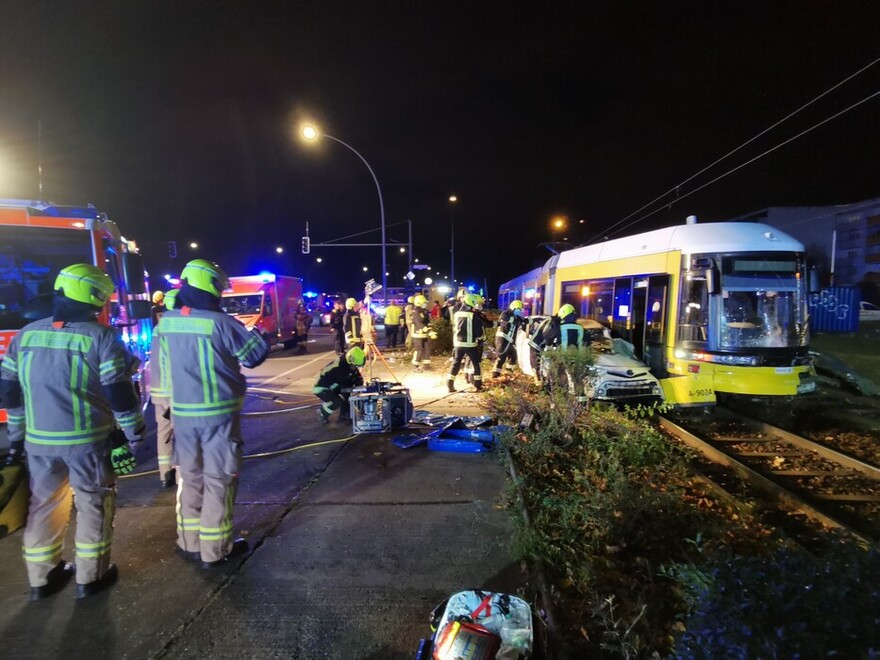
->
[0,199,154,421]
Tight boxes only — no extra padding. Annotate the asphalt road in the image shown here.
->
[0,329,522,659]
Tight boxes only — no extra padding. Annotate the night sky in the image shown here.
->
[2,2,879,297]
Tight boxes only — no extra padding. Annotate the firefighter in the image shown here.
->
[343,297,364,349]
[383,300,402,348]
[410,294,433,371]
[312,346,366,423]
[151,290,167,325]
[150,288,178,488]
[329,299,346,355]
[160,259,269,568]
[0,263,145,600]
[492,299,525,378]
[403,295,414,349]
[543,303,585,349]
[447,293,492,392]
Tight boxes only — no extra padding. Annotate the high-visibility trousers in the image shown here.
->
[154,397,175,483]
[24,450,116,587]
[448,346,483,389]
[174,418,243,563]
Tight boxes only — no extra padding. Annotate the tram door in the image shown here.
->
[644,275,669,377]
[631,279,647,359]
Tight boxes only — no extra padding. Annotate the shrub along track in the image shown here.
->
[659,407,880,545]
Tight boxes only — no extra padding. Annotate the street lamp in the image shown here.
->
[301,123,387,304]
[189,242,199,250]
[275,246,284,254]
[448,195,458,290]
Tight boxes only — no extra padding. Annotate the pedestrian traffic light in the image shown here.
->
[301,236,310,254]
[168,241,178,258]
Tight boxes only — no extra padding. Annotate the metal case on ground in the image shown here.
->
[349,381,413,434]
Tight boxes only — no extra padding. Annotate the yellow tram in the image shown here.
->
[499,217,819,408]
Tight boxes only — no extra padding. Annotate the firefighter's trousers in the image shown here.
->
[448,346,483,390]
[333,329,346,355]
[411,336,430,366]
[174,418,243,563]
[154,397,175,483]
[492,337,517,375]
[24,450,116,587]
[314,387,350,419]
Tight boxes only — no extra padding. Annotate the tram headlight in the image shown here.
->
[675,349,760,367]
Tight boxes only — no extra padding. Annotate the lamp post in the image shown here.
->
[301,124,387,304]
[448,195,458,288]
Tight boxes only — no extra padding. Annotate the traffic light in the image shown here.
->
[301,236,310,254]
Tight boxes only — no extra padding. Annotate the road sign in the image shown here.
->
[412,264,430,270]
[405,271,415,281]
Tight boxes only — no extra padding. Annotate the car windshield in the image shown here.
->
[221,294,263,315]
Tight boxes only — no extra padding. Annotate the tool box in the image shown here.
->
[349,380,413,434]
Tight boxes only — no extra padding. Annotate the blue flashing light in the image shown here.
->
[304,291,318,298]
[467,284,476,292]
[257,271,276,283]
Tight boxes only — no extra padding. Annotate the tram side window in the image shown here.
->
[677,276,708,344]
[584,279,613,325]
[612,277,632,338]
[645,276,668,344]
[560,282,580,314]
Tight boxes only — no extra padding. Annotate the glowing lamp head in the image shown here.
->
[301,125,319,141]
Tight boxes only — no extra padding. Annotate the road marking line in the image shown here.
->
[255,351,332,387]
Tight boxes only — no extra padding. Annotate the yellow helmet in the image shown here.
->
[164,289,179,310]
[463,293,479,308]
[407,296,414,304]
[558,303,576,319]
[54,264,114,308]
[509,300,524,311]
[181,259,229,298]
[152,290,165,304]
[345,297,357,310]
[346,346,366,367]
[413,294,427,307]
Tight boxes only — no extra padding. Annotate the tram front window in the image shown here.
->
[721,289,800,349]
[719,253,807,350]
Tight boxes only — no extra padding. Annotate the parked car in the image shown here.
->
[860,301,880,322]
[516,316,664,407]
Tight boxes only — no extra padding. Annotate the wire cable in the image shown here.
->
[594,56,880,243]
[118,435,357,479]
[609,86,880,235]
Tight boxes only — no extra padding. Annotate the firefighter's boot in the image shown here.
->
[447,379,456,393]
[29,560,75,601]
[75,563,118,600]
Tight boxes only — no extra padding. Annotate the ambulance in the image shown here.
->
[220,273,304,348]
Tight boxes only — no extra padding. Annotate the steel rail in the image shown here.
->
[658,416,872,546]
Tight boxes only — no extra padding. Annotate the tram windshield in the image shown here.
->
[718,254,807,350]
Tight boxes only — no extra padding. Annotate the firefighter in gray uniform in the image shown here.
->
[150,288,178,488]
[160,259,269,568]
[0,263,145,600]
[446,293,492,392]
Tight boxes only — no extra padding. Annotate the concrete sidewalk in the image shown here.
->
[0,345,526,659]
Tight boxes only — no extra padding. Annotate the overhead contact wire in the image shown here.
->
[595,55,880,243]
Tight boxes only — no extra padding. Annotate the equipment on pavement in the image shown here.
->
[348,380,412,434]
[0,462,28,538]
[417,589,534,660]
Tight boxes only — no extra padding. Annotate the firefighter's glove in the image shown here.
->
[428,331,438,340]
[4,440,24,467]
[330,383,340,392]
[110,445,137,475]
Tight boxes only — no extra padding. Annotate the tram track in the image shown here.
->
[658,408,880,546]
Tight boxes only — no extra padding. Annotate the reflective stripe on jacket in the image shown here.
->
[559,322,585,349]
[0,318,143,453]
[160,307,269,428]
[453,309,490,348]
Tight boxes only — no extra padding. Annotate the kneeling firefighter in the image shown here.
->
[312,346,366,423]
[447,293,492,392]
[1,263,146,600]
